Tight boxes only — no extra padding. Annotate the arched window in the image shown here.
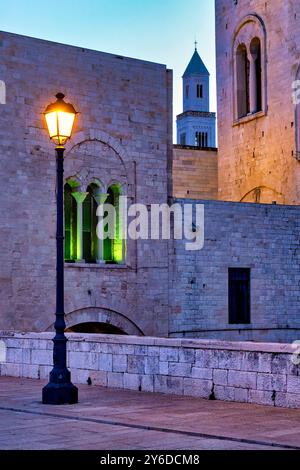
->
[236,43,250,118]
[82,184,98,263]
[250,37,262,113]
[64,183,77,262]
[104,184,124,264]
[233,15,266,121]
[64,179,125,265]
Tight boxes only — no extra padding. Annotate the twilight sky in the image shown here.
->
[0,0,216,142]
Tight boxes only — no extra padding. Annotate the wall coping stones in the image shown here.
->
[0,331,296,355]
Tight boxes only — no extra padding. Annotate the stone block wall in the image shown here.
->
[0,31,172,337]
[1,31,300,343]
[0,332,299,409]
[169,200,300,342]
[216,0,300,204]
[172,146,218,199]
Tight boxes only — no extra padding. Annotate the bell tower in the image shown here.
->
[177,45,216,148]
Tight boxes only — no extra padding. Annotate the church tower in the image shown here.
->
[177,46,216,148]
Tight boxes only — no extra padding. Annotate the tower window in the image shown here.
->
[186,85,189,99]
[228,268,251,324]
[197,84,203,98]
[250,37,262,113]
[233,14,266,121]
[236,43,250,118]
[195,131,208,148]
[180,133,186,145]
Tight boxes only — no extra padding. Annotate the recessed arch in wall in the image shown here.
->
[240,186,284,204]
[232,14,267,120]
[45,307,144,336]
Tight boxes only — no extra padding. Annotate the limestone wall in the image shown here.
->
[169,200,300,342]
[172,146,218,199]
[0,31,172,337]
[0,332,299,409]
[216,0,300,204]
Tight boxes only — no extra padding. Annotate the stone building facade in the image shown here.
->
[169,200,300,343]
[0,31,172,337]
[216,0,300,204]
[1,8,300,344]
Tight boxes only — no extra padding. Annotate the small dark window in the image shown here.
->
[186,85,189,99]
[197,84,203,98]
[236,43,250,118]
[195,131,208,148]
[180,133,186,145]
[228,268,251,324]
[250,37,262,113]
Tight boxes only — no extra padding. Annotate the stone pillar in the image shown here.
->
[249,54,257,114]
[94,192,109,264]
[71,192,88,262]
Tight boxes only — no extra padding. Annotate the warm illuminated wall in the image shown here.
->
[216,0,300,204]
[173,145,218,199]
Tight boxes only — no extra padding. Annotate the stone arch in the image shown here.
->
[232,14,267,120]
[240,186,284,204]
[65,133,130,193]
[91,177,105,192]
[65,176,81,189]
[233,14,267,44]
[46,307,144,336]
[107,179,127,195]
[67,129,130,171]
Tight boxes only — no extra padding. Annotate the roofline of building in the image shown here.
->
[173,144,218,152]
[0,30,170,70]
[176,110,216,120]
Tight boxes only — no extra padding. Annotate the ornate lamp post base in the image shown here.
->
[42,379,78,405]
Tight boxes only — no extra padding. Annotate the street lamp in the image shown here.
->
[42,93,78,405]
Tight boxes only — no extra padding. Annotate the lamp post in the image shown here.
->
[42,93,78,405]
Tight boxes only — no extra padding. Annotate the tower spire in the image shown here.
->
[194,39,198,51]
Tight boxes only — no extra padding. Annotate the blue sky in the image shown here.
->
[0,0,216,141]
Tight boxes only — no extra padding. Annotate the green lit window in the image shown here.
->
[82,184,98,263]
[64,181,125,265]
[104,185,124,264]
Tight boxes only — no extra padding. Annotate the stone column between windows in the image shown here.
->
[71,192,89,262]
[94,193,109,264]
[249,53,257,114]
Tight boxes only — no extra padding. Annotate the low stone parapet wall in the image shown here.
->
[0,332,299,409]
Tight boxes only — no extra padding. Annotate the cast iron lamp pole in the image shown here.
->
[42,93,78,405]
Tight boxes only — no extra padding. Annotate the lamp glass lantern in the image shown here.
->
[44,93,78,146]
